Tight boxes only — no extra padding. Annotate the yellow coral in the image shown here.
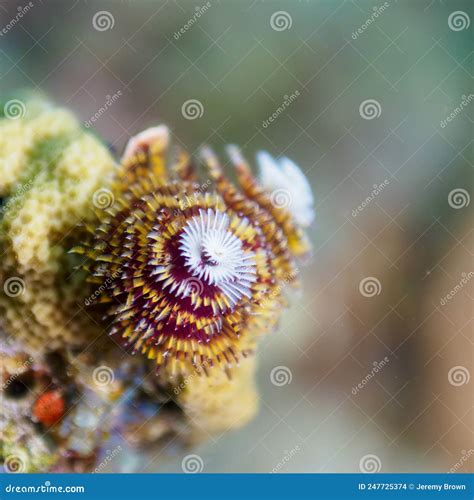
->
[177,356,258,437]
[0,99,117,350]
[0,102,313,454]
[0,107,78,195]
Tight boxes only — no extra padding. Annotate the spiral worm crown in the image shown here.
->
[77,126,314,375]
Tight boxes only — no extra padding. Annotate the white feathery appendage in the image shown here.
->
[179,209,257,307]
[256,151,314,227]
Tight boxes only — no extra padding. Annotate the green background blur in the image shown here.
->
[1,0,472,473]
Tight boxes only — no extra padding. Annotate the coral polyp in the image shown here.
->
[78,127,314,376]
[0,99,314,471]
